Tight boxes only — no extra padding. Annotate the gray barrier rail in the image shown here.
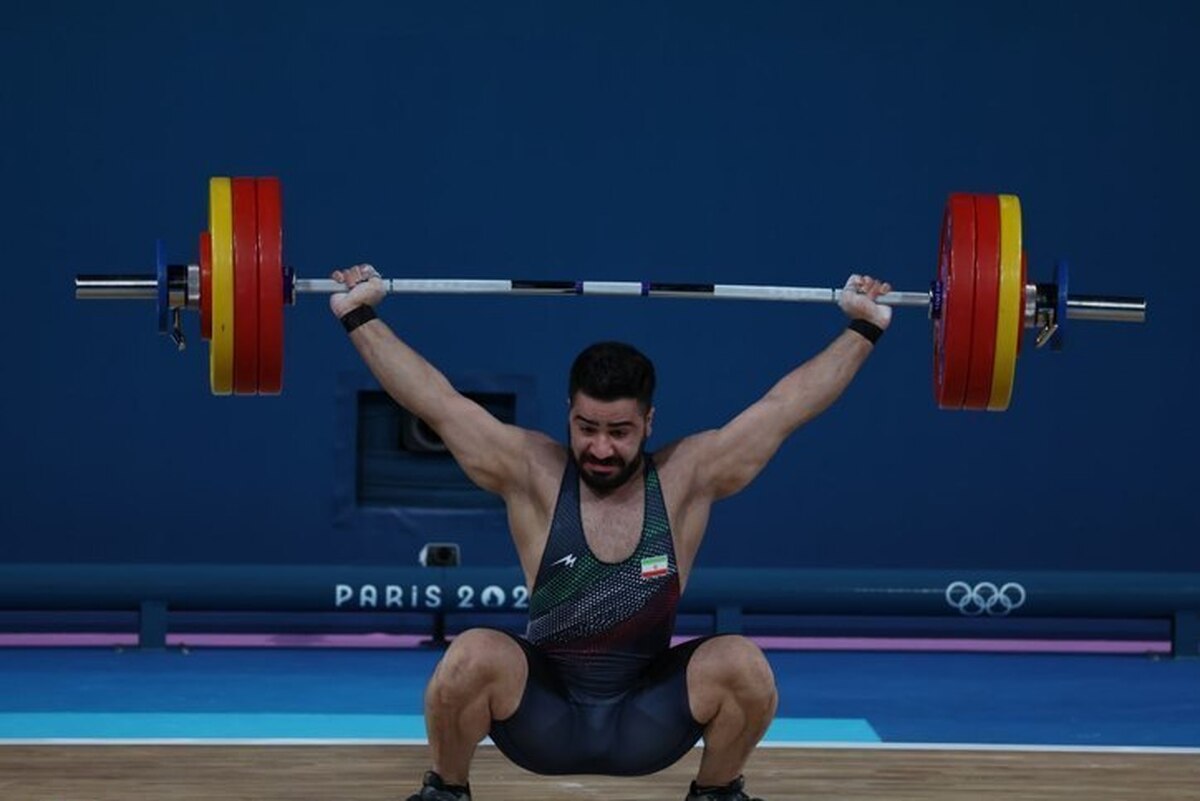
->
[0,564,1196,656]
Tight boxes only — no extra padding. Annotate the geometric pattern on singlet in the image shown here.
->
[526,454,681,695]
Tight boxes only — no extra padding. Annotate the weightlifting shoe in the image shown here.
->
[405,770,471,801]
[685,775,764,801]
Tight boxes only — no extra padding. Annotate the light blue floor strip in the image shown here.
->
[766,717,878,742]
[0,713,425,740]
[0,713,878,743]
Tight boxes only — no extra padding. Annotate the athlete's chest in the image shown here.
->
[579,489,646,563]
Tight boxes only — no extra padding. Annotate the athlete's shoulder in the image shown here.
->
[646,431,718,490]
[521,431,569,483]
[651,430,718,467]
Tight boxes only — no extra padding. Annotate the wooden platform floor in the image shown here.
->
[1,745,1196,800]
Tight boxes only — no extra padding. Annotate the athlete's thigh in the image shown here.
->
[609,636,718,775]
[486,632,584,774]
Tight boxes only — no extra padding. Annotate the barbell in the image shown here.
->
[74,177,1147,410]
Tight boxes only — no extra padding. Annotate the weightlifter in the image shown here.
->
[330,264,892,801]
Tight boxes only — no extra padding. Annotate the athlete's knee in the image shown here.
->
[722,637,777,712]
[427,629,524,708]
[689,636,778,717]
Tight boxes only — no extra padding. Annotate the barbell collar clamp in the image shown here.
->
[171,308,186,351]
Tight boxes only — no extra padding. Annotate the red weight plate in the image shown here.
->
[256,177,284,395]
[963,194,1000,410]
[933,194,976,409]
[200,231,213,341]
[231,177,259,395]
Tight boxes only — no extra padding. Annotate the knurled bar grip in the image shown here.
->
[295,278,933,307]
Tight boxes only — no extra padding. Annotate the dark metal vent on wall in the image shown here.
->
[356,390,516,508]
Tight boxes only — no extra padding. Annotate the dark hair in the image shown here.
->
[569,342,656,410]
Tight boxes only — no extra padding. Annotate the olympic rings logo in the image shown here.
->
[944,581,1027,617]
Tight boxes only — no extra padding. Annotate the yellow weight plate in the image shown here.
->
[209,177,235,396]
[988,194,1022,411]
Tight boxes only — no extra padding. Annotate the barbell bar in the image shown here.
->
[73,273,1143,319]
[73,177,1147,408]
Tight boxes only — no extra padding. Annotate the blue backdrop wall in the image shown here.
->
[1,1,1195,574]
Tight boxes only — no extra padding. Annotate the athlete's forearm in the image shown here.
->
[347,318,459,422]
[766,328,875,432]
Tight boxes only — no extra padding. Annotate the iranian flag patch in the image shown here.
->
[640,555,669,579]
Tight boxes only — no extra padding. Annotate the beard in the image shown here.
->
[572,437,647,494]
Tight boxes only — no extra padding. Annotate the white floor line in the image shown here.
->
[2,739,1198,755]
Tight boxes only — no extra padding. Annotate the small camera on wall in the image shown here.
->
[419,542,461,567]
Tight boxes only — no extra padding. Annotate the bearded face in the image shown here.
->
[568,393,653,494]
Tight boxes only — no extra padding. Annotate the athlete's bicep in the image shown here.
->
[428,394,540,495]
[660,399,790,504]
[698,397,793,499]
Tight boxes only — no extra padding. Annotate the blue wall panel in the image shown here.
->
[0,1,1195,572]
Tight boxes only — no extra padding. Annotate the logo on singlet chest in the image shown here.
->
[640,554,669,579]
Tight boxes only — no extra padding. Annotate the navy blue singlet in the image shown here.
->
[525,454,681,698]
[488,454,713,776]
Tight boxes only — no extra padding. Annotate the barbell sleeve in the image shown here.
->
[75,275,159,300]
[1063,295,1147,324]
